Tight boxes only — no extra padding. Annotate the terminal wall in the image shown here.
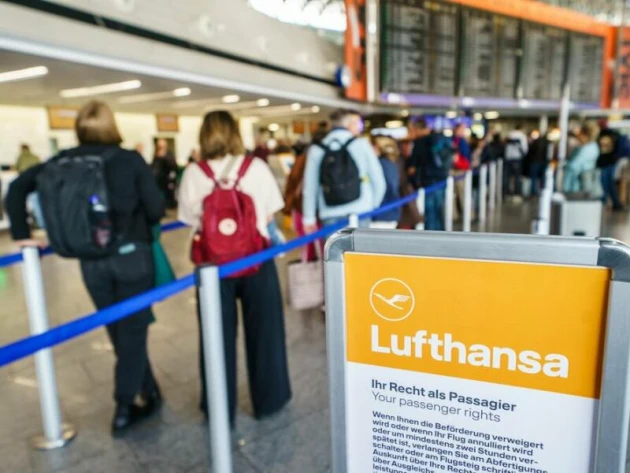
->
[0,105,202,165]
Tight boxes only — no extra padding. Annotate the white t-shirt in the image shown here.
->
[178,155,284,238]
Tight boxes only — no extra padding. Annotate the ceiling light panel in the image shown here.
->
[0,66,48,84]
[60,80,141,98]
[118,88,191,104]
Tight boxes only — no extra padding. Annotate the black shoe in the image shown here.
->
[141,386,163,409]
[111,403,156,436]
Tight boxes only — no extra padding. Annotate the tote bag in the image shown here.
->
[287,243,324,311]
[152,225,176,287]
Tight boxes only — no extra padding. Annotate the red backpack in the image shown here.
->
[193,157,265,277]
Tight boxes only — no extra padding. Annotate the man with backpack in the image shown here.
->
[409,118,455,231]
[302,109,386,232]
[504,124,529,200]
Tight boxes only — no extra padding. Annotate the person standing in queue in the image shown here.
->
[597,121,626,211]
[302,109,386,232]
[151,138,178,209]
[409,118,454,231]
[14,144,45,228]
[6,101,165,435]
[178,110,291,424]
[504,124,528,200]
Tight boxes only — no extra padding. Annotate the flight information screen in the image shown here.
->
[569,33,604,104]
[521,23,567,101]
[381,0,458,96]
[460,9,520,98]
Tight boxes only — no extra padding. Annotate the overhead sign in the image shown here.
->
[156,113,179,133]
[326,231,630,473]
[47,106,79,130]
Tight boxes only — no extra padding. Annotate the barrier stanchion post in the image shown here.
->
[545,165,555,192]
[497,159,503,205]
[489,162,497,212]
[445,176,454,232]
[21,247,76,450]
[198,265,233,473]
[416,189,425,230]
[463,171,472,232]
[348,213,359,229]
[479,165,488,224]
[534,188,553,236]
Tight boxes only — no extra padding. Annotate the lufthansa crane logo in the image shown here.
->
[369,278,415,322]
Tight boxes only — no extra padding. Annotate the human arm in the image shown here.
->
[302,145,323,228]
[257,160,285,221]
[6,164,43,242]
[134,153,165,224]
[177,165,204,228]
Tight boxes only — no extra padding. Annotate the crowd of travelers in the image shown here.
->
[4,102,630,437]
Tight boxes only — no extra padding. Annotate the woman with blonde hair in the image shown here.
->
[6,100,165,435]
[178,110,291,423]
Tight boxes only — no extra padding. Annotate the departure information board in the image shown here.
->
[522,24,567,100]
[381,0,458,96]
[569,33,604,104]
[379,2,603,105]
[460,9,520,98]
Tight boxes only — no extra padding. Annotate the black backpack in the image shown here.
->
[316,137,361,206]
[37,150,117,259]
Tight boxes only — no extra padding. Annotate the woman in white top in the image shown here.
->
[178,111,291,423]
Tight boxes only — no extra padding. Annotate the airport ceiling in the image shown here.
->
[0,49,329,123]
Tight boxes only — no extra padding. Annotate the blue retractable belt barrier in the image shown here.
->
[0,221,188,270]
[0,176,465,367]
[0,275,195,367]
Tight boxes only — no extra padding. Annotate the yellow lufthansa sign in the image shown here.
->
[345,253,611,399]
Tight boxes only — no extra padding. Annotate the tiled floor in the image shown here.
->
[0,200,627,473]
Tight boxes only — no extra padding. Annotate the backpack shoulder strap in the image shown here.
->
[313,142,330,152]
[342,136,358,149]
[197,160,218,185]
[235,156,255,185]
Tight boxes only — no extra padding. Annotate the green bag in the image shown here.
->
[152,225,176,287]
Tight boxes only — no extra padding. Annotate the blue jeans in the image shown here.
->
[601,165,622,209]
[424,189,445,231]
[529,162,546,197]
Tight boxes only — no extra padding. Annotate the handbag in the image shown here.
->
[453,153,471,171]
[287,242,324,311]
[152,225,176,287]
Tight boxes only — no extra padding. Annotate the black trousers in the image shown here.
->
[81,244,158,406]
[504,160,523,196]
[197,260,292,423]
